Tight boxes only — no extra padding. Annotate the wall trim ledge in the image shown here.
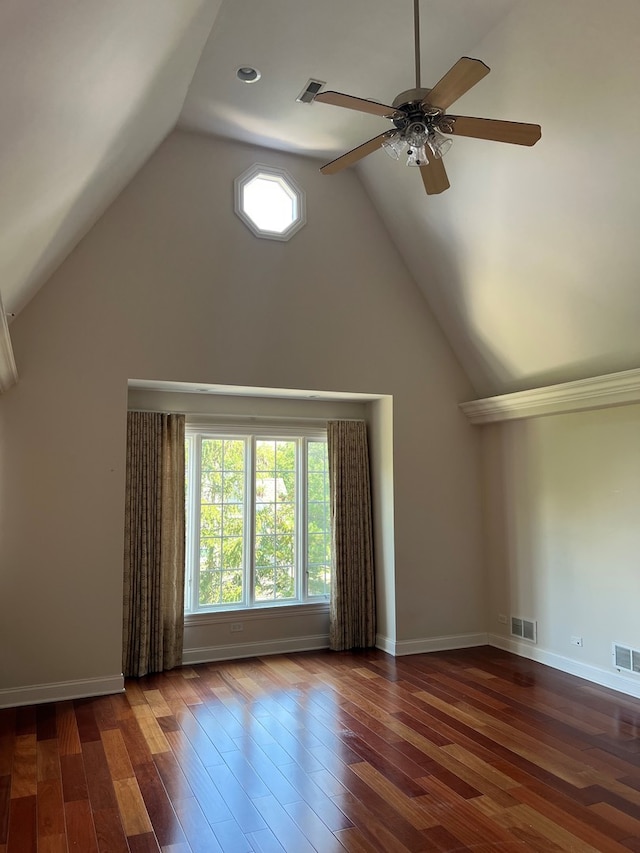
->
[379,632,489,657]
[182,633,329,665]
[460,366,640,424]
[0,292,18,393]
[0,674,124,709]
[488,634,640,700]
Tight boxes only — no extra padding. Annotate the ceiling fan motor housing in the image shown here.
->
[391,87,431,109]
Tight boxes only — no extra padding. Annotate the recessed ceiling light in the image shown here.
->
[237,66,261,83]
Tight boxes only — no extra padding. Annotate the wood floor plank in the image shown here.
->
[92,806,129,853]
[133,760,188,848]
[161,843,192,853]
[163,731,232,825]
[37,833,68,853]
[331,790,414,853]
[60,753,89,803]
[245,826,287,852]
[171,796,224,853]
[37,739,61,782]
[74,701,101,744]
[152,751,193,805]
[36,778,65,838]
[142,690,173,719]
[2,647,640,850]
[56,703,81,757]
[590,800,640,839]
[334,826,380,852]
[113,776,154,837]
[284,798,350,852]
[127,830,161,852]
[132,705,171,755]
[9,735,36,799]
[252,794,317,853]
[82,739,119,811]
[0,777,10,845]
[6,795,36,853]
[64,798,98,853]
[101,727,135,781]
[0,734,14,778]
[351,761,437,829]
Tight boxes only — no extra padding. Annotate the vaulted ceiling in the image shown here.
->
[2,0,639,397]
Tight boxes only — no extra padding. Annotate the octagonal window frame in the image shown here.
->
[234,164,306,242]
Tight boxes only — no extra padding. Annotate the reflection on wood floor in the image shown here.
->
[2,646,640,851]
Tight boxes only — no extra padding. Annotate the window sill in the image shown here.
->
[184,601,329,628]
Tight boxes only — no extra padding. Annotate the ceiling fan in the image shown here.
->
[314,0,541,194]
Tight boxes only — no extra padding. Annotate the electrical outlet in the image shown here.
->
[230,622,244,633]
[570,635,583,647]
[498,614,507,624]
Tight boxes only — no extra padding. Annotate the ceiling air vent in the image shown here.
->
[613,643,640,673]
[511,616,537,643]
[297,78,325,104]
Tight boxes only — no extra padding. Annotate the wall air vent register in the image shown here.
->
[613,643,640,674]
[511,616,537,643]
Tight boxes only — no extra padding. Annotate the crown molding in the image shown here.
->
[460,367,640,424]
[0,293,18,394]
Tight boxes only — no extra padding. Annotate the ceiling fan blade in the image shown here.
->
[443,115,542,146]
[314,91,398,119]
[320,133,390,175]
[423,57,490,111]
[419,154,450,195]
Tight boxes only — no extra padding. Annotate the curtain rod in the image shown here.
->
[128,409,367,424]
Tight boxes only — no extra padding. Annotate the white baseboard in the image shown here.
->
[182,633,330,665]
[488,634,640,700]
[0,674,125,709]
[375,634,395,655]
[377,632,489,657]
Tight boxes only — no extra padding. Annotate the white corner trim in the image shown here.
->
[488,634,640,701]
[0,292,18,393]
[182,633,329,665]
[0,674,124,709]
[460,366,640,424]
[380,632,488,657]
[375,634,396,655]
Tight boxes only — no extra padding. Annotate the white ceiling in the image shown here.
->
[3,0,640,396]
[179,0,520,158]
[0,0,221,316]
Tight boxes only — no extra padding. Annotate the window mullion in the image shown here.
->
[299,437,307,603]
[247,436,255,608]
[190,434,202,613]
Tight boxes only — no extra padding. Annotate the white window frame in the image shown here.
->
[185,422,330,614]
[234,164,306,241]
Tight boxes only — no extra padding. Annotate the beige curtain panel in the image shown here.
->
[328,420,376,651]
[123,411,185,677]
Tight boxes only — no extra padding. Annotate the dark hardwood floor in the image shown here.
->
[2,646,640,851]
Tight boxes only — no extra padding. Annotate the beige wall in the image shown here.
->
[483,403,640,690]
[0,130,483,694]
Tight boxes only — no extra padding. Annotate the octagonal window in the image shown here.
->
[234,164,306,241]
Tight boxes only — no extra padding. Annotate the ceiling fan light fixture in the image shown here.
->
[382,134,407,160]
[405,121,428,148]
[427,129,453,159]
[406,145,428,167]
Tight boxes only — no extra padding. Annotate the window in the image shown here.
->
[234,164,306,241]
[185,426,330,613]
